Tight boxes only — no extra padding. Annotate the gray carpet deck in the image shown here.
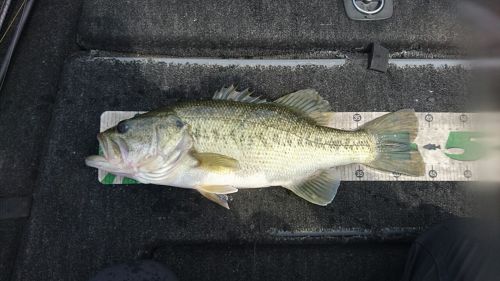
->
[12,54,474,281]
[77,0,461,58]
[154,242,410,281]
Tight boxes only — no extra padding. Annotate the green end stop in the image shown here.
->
[122,177,139,184]
[410,143,418,151]
[102,173,116,184]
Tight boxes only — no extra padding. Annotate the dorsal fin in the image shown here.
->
[308,112,336,127]
[212,85,266,104]
[274,89,336,127]
[274,89,331,115]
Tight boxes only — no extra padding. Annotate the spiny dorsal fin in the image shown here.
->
[283,168,341,206]
[212,85,266,104]
[192,151,240,173]
[274,89,331,115]
[197,190,230,209]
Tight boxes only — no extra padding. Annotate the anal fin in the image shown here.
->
[283,168,341,206]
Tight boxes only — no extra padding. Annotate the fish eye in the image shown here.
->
[175,119,184,128]
[116,121,130,134]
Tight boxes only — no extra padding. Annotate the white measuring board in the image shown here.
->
[97,111,499,183]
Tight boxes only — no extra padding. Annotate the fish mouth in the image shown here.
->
[85,128,192,183]
[85,133,130,173]
[85,155,115,171]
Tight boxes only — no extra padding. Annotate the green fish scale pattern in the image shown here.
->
[173,100,375,183]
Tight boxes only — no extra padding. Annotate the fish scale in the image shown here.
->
[173,100,375,185]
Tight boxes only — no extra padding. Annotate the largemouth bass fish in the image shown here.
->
[86,86,424,208]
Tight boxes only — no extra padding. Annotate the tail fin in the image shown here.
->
[361,109,425,176]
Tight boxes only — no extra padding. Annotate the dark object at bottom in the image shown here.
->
[368,43,389,73]
[88,219,500,281]
[402,219,500,281]
[89,260,178,281]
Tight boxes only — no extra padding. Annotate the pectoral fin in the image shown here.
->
[192,152,240,173]
[197,189,230,209]
[283,168,341,206]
